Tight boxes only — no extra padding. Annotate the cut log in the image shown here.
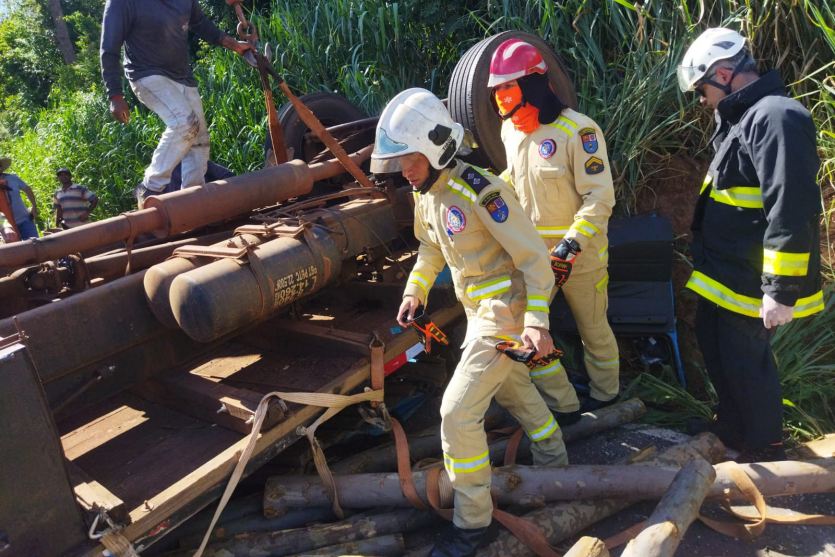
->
[478,432,726,557]
[285,533,405,556]
[620,457,716,557]
[264,454,834,516]
[563,536,610,557]
[329,398,645,475]
[185,509,434,557]
[488,398,647,463]
[176,506,334,549]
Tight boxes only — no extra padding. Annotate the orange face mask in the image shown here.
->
[494,85,540,134]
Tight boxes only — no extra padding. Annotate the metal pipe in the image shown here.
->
[0,147,372,270]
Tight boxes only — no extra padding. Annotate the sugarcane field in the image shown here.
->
[1,1,834,556]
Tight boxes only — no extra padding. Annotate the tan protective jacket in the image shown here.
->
[500,108,615,274]
[403,160,553,341]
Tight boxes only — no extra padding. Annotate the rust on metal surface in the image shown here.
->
[0,149,372,270]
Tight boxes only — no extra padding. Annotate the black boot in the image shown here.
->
[554,409,582,426]
[429,523,491,557]
[580,394,619,413]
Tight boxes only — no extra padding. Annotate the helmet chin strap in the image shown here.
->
[703,56,749,95]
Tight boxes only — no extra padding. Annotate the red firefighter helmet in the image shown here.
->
[487,38,548,88]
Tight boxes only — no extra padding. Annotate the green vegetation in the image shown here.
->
[625,285,835,443]
[0,0,833,441]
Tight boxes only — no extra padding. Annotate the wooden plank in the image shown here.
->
[82,305,463,556]
[132,372,286,435]
[270,319,374,354]
[65,459,130,525]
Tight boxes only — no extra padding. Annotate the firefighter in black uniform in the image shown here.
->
[677,28,824,460]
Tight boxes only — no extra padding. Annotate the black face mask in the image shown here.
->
[414,167,441,194]
[518,73,566,124]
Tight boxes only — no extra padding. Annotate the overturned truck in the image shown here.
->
[0,31,661,556]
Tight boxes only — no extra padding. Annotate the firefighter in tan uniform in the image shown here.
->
[371,88,568,557]
[488,39,620,415]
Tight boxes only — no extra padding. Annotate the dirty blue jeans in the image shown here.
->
[130,74,210,193]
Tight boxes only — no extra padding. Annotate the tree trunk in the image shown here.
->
[620,457,716,557]
[264,455,835,515]
[329,398,646,476]
[477,433,727,557]
[183,509,435,557]
[563,537,610,557]
[46,0,76,64]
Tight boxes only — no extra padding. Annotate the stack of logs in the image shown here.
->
[164,398,835,556]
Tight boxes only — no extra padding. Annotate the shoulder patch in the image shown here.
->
[460,166,490,195]
[480,190,509,223]
[579,127,598,154]
[584,156,604,175]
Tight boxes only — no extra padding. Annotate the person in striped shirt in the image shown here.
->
[53,168,98,229]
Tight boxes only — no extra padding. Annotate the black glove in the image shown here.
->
[550,238,582,288]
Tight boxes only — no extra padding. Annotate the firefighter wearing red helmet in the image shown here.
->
[489,38,620,415]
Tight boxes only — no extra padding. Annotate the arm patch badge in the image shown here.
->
[480,190,509,223]
[446,205,466,234]
[579,127,598,154]
[584,156,604,175]
[538,139,557,159]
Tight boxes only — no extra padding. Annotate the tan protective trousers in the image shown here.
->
[533,266,620,410]
[440,336,569,529]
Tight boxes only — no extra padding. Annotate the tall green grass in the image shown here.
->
[2,1,833,223]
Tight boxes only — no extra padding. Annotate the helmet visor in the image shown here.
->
[371,127,412,173]
[676,64,702,93]
[373,128,409,158]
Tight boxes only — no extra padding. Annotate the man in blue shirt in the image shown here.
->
[0,157,40,240]
[100,0,252,206]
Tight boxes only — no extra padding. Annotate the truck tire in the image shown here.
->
[448,31,577,171]
[266,92,366,163]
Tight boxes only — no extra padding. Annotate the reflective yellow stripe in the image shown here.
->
[686,270,761,317]
[530,360,564,378]
[466,275,511,301]
[528,414,558,441]
[446,178,477,203]
[558,115,578,129]
[408,272,430,296]
[686,270,824,318]
[763,249,810,277]
[547,117,576,138]
[443,450,490,474]
[598,246,609,262]
[526,294,549,312]
[499,168,512,183]
[572,218,600,238]
[709,186,763,209]
[701,175,763,209]
[793,291,825,317]
[536,226,570,238]
[585,354,619,369]
[595,273,609,292]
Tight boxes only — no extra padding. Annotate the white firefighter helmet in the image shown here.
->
[370,88,464,173]
[677,27,747,92]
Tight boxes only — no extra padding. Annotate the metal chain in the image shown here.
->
[225,0,257,43]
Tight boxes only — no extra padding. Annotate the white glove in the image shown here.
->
[760,294,794,329]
